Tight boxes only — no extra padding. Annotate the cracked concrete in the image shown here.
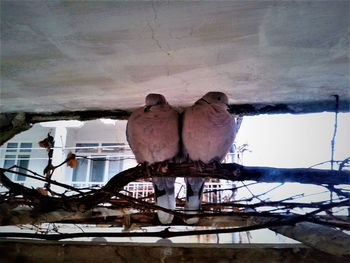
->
[0,240,347,263]
[0,1,349,114]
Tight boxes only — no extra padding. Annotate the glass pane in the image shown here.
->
[108,157,124,180]
[101,143,125,153]
[72,158,89,182]
[4,155,16,163]
[3,155,16,179]
[75,143,99,153]
[17,155,29,181]
[20,143,32,152]
[6,143,18,152]
[90,156,105,182]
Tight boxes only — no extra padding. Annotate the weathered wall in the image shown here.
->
[1,1,349,114]
[0,239,348,263]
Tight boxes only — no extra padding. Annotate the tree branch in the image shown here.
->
[1,163,349,214]
[104,162,350,193]
[0,220,310,241]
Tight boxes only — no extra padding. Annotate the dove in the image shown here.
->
[126,94,179,224]
[182,91,237,224]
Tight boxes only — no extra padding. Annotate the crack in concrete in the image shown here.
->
[114,248,128,263]
[148,2,171,57]
[151,1,158,21]
[147,22,166,55]
[175,76,191,91]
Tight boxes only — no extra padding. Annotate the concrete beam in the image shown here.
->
[270,222,350,258]
[0,239,347,263]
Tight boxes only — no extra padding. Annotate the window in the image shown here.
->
[90,156,105,182]
[72,158,89,182]
[20,143,32,152]
[75,143,99,153]
[17,155,30,181]
[72,155,114,187]
[6,143,18,152]
[3,142,32,181]
[72,143,125,187]
[3,155,16,179]
[108,156,124,180]
[101,143,122,153]
[107,145,124,179]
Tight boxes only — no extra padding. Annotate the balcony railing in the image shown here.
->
[71,180,236,204]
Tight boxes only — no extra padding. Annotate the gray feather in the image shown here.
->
[126,94,179,224]
[182,92,237,224]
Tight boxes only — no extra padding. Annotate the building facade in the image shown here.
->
[1,119,298,244]
[1,119,237,205]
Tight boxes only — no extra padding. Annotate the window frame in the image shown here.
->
[3,142,32,182]
[72,143,125,187]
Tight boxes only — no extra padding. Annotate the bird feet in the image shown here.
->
[139,161,169,178]
[184,176,205,225]
[155,161,169,174]
[152,160,175,225]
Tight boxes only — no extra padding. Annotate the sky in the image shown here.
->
[233,112,350,214]
[39,112,350,169]
[235,112,350,169]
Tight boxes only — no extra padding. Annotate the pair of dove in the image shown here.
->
[126,92,238,224]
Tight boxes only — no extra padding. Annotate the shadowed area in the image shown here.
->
[1,1,349,114]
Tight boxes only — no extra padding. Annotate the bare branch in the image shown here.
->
[1,162,349,214]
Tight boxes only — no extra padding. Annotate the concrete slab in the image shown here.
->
[1,1,349,114]
[0,239,348,263]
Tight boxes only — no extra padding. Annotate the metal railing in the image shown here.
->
[70,181,236,204]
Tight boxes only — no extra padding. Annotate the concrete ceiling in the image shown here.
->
[1,1,349,114]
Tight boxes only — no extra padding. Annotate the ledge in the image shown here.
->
[0,239,348,263]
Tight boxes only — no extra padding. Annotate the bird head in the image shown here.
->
[144,94,167,112]
[200,92,229,105]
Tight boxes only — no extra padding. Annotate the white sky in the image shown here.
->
[233,112,350,225]
[235,112,350,169]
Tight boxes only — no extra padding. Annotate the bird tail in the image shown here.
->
[153,177,176,224]
[184,177,205,225]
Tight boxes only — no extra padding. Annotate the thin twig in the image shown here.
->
[0,167,84,194]
[330,95,339,170]
[0,199,347,240]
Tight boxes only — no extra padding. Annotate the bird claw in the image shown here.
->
[154,161,169,174]
[160,161,169,173]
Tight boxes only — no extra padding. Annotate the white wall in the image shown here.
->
[63,119,137,185]
[0,123,53,189]
[1,120,137,191]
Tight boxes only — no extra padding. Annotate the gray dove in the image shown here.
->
[126,93,179,224]
[182,91,237,224]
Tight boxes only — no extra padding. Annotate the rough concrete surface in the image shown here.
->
[0,239,348,263]
[1,1,349,114]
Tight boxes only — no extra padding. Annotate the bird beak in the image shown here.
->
[144,106,151,112]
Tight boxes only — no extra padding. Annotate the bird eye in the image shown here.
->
[217,97,221,101]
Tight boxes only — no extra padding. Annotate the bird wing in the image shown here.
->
[126,102,179,224]
[181,98,236,224]
[126,104,180,164]
[182,102,236,163]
